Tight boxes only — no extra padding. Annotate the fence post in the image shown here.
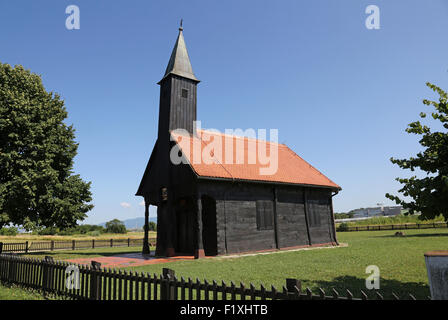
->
[128,238,130,247]
[92,239,95,249]
[286,278,301,299]
[51,240,54,251]
[8,256,15,282]
[90,261,102,300]
[25,241,29,254]
[110,239,113,248]
[72,240,75,250]
[0,242,3,254]
[42,260,47,290]
[161,268,176,300]
[42,257,54,291]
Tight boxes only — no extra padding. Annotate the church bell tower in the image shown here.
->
[157,22,199,138]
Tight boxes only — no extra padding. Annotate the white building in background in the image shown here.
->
[351,206,402,218]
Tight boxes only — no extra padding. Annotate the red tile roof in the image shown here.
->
[171,130,340,189]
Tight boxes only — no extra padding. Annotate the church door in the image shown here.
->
[201,195,218,256]
[175,198,195,255]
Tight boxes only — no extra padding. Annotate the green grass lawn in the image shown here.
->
[119,228,448,299]
[0,283,47,300]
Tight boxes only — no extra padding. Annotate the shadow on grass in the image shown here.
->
[379,233,448,239]
[301,275,429,300]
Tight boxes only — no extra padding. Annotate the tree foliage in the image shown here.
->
[148,221,157,231]
[105,219,127,234]
[386,82,448,221]
[0,63,93,230]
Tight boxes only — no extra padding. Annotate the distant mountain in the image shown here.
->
[98,217,157,230]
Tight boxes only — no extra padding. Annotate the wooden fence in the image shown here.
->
[0,254,425,300]
[338,221,448,232]
[0,238,156,254]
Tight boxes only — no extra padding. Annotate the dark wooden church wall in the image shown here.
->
[198,181,277,254]
[215,200,227,255]
[306,188,336,245]
[197,180,336,255]
[222,199,277,253]
[169,75,197,134]
[275,187,310,248]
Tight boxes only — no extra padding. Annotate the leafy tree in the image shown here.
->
[386,82,448,221]
[0,63,93,230]
[148,221,157,231]
[105,219,127,234]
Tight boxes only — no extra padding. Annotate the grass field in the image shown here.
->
[0,283,47,300]
[7,228,448,300]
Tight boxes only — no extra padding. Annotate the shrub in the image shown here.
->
[37,227,59,235]
[75,224,105,234]
[87,230,101,237]
[337,223,349,232]
[56,224,105,235]
[334,212,354,219]
[57,228,77,236]
[148,221,157,231]
[105,219,127,234]
[0,226,19,236]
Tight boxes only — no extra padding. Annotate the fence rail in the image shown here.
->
[338,222,448,232]
[0,238,155,254]
[0,254,426,300]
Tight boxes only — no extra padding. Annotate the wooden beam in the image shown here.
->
[195,196,205,259]
[273,187,279,249]
[142,197,151,255]
[303,189,312,246]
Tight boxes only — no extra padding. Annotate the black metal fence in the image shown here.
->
[0,238,156,254]
[0,254,424,300]
[337,222,448,232]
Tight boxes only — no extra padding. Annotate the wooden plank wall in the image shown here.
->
[198,181,336,255]
[169,75,197,134]
[276,187,309,248]
[306,188,336,245]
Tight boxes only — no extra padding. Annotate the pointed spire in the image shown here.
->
[159,21,199,83]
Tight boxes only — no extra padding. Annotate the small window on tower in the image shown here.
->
[181,88,188,98]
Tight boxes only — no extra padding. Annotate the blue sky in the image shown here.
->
[1,1,447,224]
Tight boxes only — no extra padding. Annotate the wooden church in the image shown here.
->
[136,24,341,258]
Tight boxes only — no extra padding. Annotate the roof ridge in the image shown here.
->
[198,129,287,147]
